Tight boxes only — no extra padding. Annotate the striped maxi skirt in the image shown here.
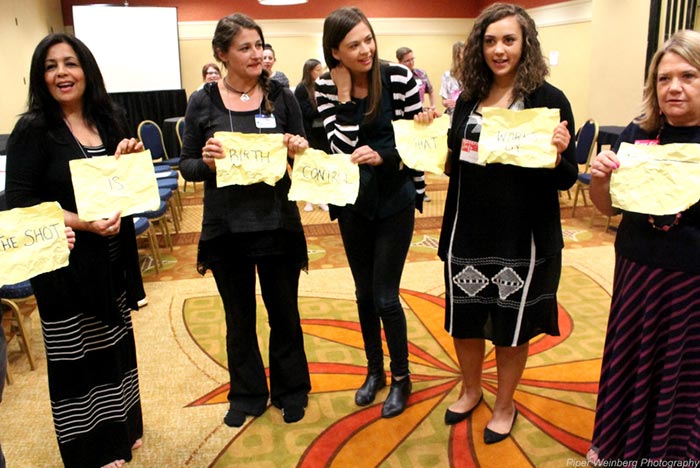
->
[591,255,700,461]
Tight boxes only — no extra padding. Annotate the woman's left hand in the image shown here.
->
[414,109,440,125]
[283,133,309,158]
[350,145,382,166]
[114,138,144,159]
[551,120,570,166]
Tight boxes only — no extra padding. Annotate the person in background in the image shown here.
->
[440,40,464,116]
[587,29,700,463]
[263,44,290,87]
[396,46,436,202]
[180,13,311,427]
[6,33,145,468]
[199,62,221,89]
[317,6,436,419]
[438,3,575,445]
[396,46,435,110]
[294,58,329,212]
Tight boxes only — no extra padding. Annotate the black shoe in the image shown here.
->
[381,376,412,418]
[223,409,247,427]
[483,408,518,444]
[444,393,483,425]
[355,370,387,406]
[282,405,306,423]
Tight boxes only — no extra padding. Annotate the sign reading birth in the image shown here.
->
[69,150,160,221]
[478,107,560,168]
[392,115,451,174]
[0,202,69,286]
[288,148,360,206]
[214,132,289,187]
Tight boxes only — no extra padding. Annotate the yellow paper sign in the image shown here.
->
[392,115,451,174]
[288,149,360,206]
[69,150,160,221]
[611,142,700,215]
[0,202,69,286]
[478,107,559,168]
[214,132,289,187]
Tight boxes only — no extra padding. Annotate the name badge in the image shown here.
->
[634,139,659,146]
[459,138,480,164]
[255,114,277,129]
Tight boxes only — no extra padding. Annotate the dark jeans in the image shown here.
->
[337,204,415,377]
[211,254,311,414]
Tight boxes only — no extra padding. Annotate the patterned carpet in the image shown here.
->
[1,174,619,467]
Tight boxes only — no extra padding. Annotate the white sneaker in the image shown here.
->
[424,193,432,202]
[137,297,148,308]
[303,203,313,212]
[319,203,329,212]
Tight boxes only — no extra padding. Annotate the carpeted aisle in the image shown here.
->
[0,176,618,467]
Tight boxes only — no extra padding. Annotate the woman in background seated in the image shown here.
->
[6,33,144,468]
[588,29,700,462]
[294,58,329,212]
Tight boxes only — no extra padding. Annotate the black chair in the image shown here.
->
[571,119,599,218]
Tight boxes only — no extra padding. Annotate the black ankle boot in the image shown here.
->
[381,375,412,418]
[355,370,387,406]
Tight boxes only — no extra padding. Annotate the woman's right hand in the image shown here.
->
[590,150,620,180]
[202,138,224,170]
[330,64,352,102]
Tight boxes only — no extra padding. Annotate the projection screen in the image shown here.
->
[73,5,182,93]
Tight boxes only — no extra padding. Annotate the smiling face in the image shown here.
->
[217,28,263,81]
[656,51,700,127]
[262,48,275,72]
[44,42,85,112]
[204,66,221,82]
[482,15,523,85]
[332,21,375,76]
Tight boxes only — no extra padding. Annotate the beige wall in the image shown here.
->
[0,0,64,134]
[589,0,649,126]
[0,1,651,136]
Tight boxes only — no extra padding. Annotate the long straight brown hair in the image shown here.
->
[322,7,382,122]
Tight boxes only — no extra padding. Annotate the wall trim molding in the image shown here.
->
[528,0,593,27]
[178,18,473,41]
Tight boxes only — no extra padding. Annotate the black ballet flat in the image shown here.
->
[483,408,518,445]
[444,393,483,425]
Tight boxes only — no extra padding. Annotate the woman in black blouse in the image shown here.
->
[180,13,311,427]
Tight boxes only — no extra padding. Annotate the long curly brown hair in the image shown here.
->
[459,3,548,103]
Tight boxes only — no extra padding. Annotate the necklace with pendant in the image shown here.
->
[223,78,257,102]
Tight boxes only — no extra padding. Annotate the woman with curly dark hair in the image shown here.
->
[437,3,576,444]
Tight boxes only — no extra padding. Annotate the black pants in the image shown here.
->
[211,255,310,413]
[337,204,414,377]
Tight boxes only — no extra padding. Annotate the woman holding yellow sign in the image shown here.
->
[316,7,437,419]
[437,3,576,444]
[180,13,311,427]
[6,33,145,468]
[588,30,700,463]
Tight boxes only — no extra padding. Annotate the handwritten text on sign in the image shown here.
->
[0,201,69,286]
[288,148,359,206]
[69,150,160,221]
[214,132,289,187]
[392,115,451,174]
[478,107,559,168]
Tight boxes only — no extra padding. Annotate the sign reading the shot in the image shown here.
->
[0,202,69,286]
[611,142,700,215]
[478,107,559,168]
[288,149,359,206]
[392,115,451,174]
[214,132,289,187]
[69,150,160,221]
